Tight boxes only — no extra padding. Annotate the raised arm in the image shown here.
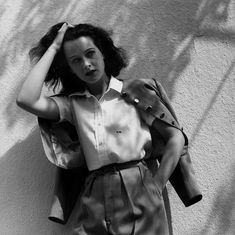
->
[16,23,69,120]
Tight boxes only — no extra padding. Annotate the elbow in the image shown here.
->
[175,130,185,147]
[16,96,23,108]
[16,95,26,108]
[167,130,185,153]
[16,95,32,110]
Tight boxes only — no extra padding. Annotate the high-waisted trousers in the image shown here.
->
[73,160,169,235]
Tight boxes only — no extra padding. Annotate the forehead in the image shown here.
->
[63,36,96,56]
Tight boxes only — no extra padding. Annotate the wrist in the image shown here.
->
[155,170,166,191]
[48,44,59,53]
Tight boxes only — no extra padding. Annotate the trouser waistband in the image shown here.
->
[89,159,144,176]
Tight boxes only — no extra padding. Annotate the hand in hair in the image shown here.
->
[16,22,73,121]
[50,23,73,52]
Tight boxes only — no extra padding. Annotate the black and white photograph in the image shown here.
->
[0,0,234,234]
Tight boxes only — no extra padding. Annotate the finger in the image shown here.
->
[67,23,75,28]
[58,22,68,33]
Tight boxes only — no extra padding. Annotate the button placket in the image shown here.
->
[93,101,98,149]
[94,99,106,161]
[94,100,102,148]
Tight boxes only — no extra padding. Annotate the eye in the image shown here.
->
[86,50,95,57]
[71,58,81,64]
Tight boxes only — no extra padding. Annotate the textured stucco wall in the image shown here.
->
[0,0,234,234]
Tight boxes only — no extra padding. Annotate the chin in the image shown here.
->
[91,74,103,82]
[85,77,100,84]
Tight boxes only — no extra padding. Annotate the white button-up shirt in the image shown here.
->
[51,77,152,171]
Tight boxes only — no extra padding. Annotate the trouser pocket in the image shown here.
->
[139,163,163,198]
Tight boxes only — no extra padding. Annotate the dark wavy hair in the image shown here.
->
[29,22,128,94]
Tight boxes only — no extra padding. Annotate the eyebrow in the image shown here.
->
[68,48,95,59]
[85,47,95,52]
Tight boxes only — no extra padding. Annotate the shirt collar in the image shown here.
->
[69,76,123,97]
[108,76,123,94]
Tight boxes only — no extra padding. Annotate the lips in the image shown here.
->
[85,70,96,76]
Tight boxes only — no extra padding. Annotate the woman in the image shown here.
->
[17,22,185,235]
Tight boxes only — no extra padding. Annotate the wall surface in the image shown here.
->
[0,0,234,234]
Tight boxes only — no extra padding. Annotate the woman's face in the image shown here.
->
[63,36,106,85]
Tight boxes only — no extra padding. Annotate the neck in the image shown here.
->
[87,74,109,100]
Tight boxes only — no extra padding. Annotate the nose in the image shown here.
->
[84,58,92,70]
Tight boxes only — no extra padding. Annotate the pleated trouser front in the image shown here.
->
[73,161,169,235]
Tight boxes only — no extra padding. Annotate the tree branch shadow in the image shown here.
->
[190,58,235,144]
[196,162,235,235]
[2,0,234,133]
[1,0,235,234]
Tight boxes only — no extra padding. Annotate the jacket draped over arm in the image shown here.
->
[38,78,202,224]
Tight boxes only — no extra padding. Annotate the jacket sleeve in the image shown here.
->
[152,79,202,206]
[122,78,202,207]
[37,117,88,224]
[48,167,88,224]
[38,117,86,169]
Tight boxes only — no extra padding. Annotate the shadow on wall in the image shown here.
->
[190,58,235,144]
[196,162,235,235]
[0,128,72,234]
[1,0,234,234]
[3,0,234,130]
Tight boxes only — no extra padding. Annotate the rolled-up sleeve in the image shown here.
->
[50,96,73,124]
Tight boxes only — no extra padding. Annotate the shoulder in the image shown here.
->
[48,94,74,123]
[49,93,71,105]
[122,77,163,89]
[122,77,162,98]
